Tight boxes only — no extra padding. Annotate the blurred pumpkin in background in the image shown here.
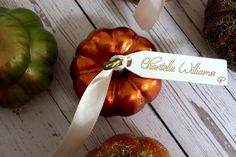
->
[85,134,170,157]
[132,0,140,4]
[0,7,58,108]
[70,27,161,117]
[131,0,171,4]
[203,0,236,71]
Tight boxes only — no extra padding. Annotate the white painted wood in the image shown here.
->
[0,0,186,157]
[165,0,236,98]
[153,81,236,157]
[161,1,236,154]
[0,0,235,157]
[76,0,236,157]
[0,92,70,157]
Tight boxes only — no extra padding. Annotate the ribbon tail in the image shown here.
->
[134,0,165,30]
[52,69,113,157]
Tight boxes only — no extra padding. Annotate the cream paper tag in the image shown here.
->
[134,0,165,30]
[125,51,228,85]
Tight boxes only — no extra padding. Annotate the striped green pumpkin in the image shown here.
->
[203,0,236,71]
[0,8,58,108]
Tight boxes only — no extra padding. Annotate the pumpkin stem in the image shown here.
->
[104,58,123,70]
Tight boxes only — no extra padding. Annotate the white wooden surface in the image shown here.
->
[0,0,235,157]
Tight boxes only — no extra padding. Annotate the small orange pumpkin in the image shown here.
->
[85,134,170,157]
[70,27,161,117]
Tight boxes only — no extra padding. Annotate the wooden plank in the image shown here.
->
[153,81,236,157]
[0,0,185,157]
[0,92,70,157]
[163,0,236,153]
[165,0,236,99]
[76,0,236,157]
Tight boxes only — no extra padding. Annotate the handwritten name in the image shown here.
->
[141,57,216,77]
[141,57,175,72]
[179,62,216,76]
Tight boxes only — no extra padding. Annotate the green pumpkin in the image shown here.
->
[0,7,58,108]
[203,0,236,71]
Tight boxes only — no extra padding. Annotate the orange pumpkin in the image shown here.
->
[70,27,161,117]
[85,134,170,157]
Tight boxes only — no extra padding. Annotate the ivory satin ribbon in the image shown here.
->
[134,0,165,30]
[52,69,113,157]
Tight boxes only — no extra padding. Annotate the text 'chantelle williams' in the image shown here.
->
[140,57,216,77]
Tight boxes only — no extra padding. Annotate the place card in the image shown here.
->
[126,51,228,85]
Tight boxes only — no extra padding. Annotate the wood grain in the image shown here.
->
[0,0,186,157]
[166,0,236,98]
[75,0,236,157]
[0,0,235,157]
